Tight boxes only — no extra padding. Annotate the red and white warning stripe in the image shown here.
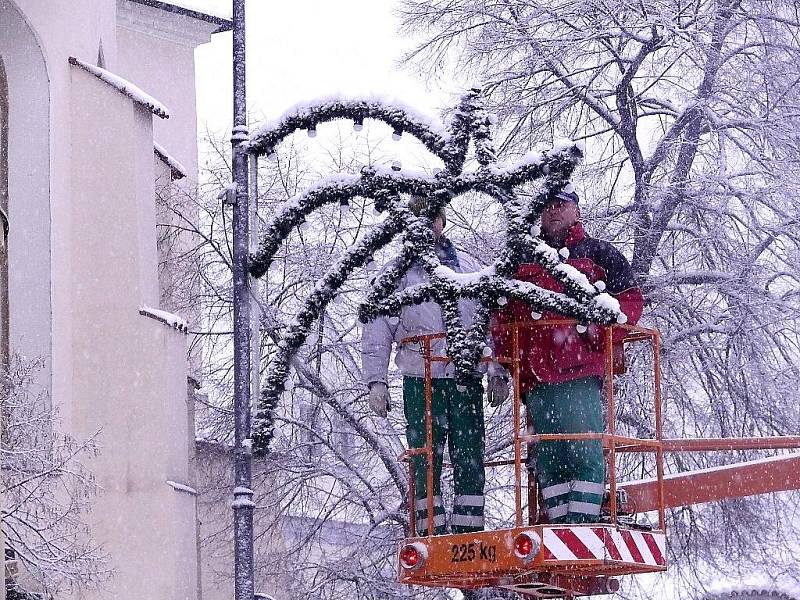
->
[542,526,666,566]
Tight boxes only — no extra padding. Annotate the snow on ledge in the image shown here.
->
[139,305,189,333]
[69,57,170,119]
[154,142,187,179]
[166,480,198,495]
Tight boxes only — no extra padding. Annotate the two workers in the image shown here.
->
[361,189,644,533]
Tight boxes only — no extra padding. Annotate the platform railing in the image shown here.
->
[397,320,668,538]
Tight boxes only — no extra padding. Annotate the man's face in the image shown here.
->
[541,200,579,240]
[432,215,444,241]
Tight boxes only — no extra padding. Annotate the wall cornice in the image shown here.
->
[116,0,223,48]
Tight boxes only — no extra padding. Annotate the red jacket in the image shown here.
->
[492,223,644,392]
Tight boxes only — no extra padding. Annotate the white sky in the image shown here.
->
[191,0,456,142]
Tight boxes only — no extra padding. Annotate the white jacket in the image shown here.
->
[361,246,505,385]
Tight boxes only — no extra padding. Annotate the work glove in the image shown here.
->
[368,382,391,418]
[487,376,509,407]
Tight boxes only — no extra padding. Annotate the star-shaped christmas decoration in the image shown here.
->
[246,89,627,454]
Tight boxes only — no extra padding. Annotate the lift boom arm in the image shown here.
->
[619,444,800,513]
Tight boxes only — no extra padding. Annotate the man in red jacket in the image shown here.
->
[493,188,644,523]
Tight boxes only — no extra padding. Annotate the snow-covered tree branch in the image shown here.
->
[2,356,108,597]
[399,0,800,592]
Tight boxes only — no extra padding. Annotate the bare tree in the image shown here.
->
[1,355,108,597]
[398,0,800,594]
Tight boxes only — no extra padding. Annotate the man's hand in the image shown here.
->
[487,376,509,407]
[368,382,391,418]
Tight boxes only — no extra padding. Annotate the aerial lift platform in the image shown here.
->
[396,322,800,598]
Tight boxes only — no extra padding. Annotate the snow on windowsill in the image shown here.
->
[69,57,170,119]
[139,305,189,333]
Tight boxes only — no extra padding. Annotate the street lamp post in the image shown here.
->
[230,1,255,599]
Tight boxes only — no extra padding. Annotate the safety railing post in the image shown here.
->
[605,325,617,524]
[513,325,523,527]
[653,331,666,531]
[424,337,435,536]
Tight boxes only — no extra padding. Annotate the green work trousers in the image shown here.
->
[525,377,605,524]
[404,376,485,535]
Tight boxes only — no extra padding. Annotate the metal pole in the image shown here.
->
[231,1,254,599]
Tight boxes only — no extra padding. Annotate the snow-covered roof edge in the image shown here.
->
[68,57,170,120]
[154,142,188,179]
[125,0,233,33]
[139,305,189,333]
[166,480,198,495]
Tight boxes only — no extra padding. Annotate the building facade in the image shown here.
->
[0,2,230,599]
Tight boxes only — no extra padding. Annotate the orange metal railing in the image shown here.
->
[397,320,668,536]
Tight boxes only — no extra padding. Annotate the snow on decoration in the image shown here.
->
[246,88,624,454]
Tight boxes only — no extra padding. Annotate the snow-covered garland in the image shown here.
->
[247,89,627,454]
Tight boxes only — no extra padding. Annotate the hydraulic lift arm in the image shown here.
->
[619,445,800,513]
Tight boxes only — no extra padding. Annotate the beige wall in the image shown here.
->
[116,0,218,380]
[68,66,197,600]
[1,1,221,598]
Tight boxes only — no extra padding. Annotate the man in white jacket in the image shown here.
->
[361,196,508,536]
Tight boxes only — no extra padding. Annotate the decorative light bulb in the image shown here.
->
[576,324,587,333]
[497,296,508,306]
[531,311,542,320]
[616,313,628,324]
[595,280,606,292]
[482,346,493,357]
[559,247,570,259]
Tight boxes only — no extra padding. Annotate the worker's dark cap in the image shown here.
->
[546,189,579,206]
